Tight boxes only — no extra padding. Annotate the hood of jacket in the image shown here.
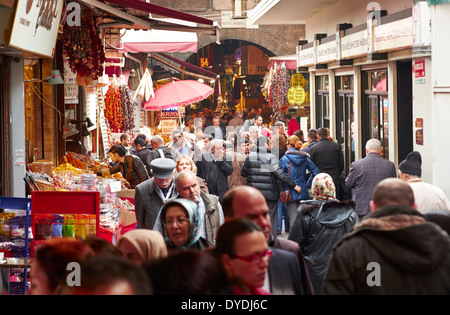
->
[300,199,357,228]
[285,149,310,166]
[347,205,450,273]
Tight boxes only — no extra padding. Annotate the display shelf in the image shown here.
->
[0,196,31,295]
[30,191,100,258]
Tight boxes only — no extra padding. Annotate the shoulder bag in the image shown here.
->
[280,162,292,203]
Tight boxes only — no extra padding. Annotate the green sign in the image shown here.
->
[428,0,450,4]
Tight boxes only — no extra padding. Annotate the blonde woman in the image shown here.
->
[174,155,208,194]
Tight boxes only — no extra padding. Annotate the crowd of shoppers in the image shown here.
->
[28,106,450,296]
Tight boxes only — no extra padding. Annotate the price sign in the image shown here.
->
[291,73,306,87]
[294,86,306,105]
[287,87,296,105]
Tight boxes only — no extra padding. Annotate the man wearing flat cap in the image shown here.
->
[134,158,178,229]
[398,151,450,213]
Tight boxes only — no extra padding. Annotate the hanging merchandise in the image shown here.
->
[133,68,155,103]
[104,79,123,133]
[62,9,106,86]
[119,84,136,132]
[269,63,290,112]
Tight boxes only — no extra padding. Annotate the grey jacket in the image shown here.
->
[134,179,178,229]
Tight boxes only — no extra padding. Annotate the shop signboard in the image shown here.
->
[287,86,306,106]
[291,73,306,88]
[160,119,178,136]
[161,108,180,118]
[414,59,426,84]
[299,46,315,67]
[341,30,369,59]
[9,0,64,57]
[374,17,413,52]
[317,40,337,64]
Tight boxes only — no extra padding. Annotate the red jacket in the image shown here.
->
[288,119,300,136]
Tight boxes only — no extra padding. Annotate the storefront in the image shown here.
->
[298,6,419,170]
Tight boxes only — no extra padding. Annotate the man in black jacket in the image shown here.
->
[309,127,344,199]
[196,139,233,202]
[241,137,301,235]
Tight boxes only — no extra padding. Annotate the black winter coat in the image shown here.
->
[288,199,357,295]
[196,152,233,202]
[241,150,296,201]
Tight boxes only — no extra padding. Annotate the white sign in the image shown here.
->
[220,11,257,29]
[317,40,337,64]
[299,47,315,67]
[341,30,369,59]
[374,17,413,52]
[9,0,64,57]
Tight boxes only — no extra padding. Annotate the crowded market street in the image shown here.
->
[1,0,450,301]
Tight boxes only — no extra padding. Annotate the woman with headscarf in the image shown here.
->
[288,173,358,295]
[159,198,213,252]
[117,230,168,266]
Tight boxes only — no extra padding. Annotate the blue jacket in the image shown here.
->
[280,149,319,201]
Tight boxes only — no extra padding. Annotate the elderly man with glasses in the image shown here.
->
[167,129,201,162]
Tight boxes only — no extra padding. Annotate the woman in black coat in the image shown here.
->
[288,173,358,295]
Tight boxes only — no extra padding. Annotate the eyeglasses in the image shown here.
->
[173,135,181,141]
[165,216,190,227]
[232,249,272,264]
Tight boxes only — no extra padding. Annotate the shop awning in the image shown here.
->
[149,52,221,96]
[80,0,220,43]
[119,29,198,53]
[268,54,297,70]
[105,0,214,26]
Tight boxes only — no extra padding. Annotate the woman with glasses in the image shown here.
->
[159,198,212,252]
[212,218,272,295]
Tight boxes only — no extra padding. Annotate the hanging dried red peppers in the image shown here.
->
[62,9,105,84]
[105,82,123,133]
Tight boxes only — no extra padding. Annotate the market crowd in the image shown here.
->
[28,106,450,295]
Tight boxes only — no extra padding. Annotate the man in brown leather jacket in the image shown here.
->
[98,144,149,189]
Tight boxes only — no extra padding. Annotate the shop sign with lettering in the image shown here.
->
[341,30,369,59]
[9,0,64,57]
[374,17,413,52]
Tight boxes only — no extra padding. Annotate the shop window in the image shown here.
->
[362,70,389,159]
[315,75,330,129]
[336,75,355,174]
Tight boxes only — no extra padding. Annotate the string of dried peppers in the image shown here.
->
[62,9,105,84]
[119,85,135,132]
[105,83,123,133]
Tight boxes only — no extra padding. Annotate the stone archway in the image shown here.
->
[198,24,305,57]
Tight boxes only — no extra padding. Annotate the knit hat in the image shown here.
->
[399,151,422,177]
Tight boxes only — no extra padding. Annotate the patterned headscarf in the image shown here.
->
[160,198,201,249]
[311,173,336,201]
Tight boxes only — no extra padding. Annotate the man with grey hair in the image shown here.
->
[147,135,176,169]
[345,138,397,220]
[196,139,233,202]
[153,170,224,243]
